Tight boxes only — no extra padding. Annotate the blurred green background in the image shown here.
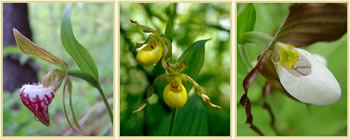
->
[120,3,230,136]
[3,3,113,136]
[237,3,347,136]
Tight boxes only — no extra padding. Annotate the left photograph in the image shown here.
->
[3,3,113,136]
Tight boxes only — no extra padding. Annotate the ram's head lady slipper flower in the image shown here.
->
[19,69,64,126]
[14,28,81,131]
[19,84,57,126]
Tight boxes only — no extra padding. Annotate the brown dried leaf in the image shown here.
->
[276,3,347,47]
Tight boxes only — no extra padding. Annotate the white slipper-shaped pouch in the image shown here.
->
[274,48,341,105]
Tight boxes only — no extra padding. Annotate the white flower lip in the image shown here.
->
[274,48,341,105]
[19,84,57,126]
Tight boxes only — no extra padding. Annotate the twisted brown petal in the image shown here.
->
[240,60,264,136]
[262,81,279,135]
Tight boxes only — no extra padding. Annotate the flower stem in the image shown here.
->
[238,44,253,70]
[168,108,177,136]
[67,70,113,125]
[96,84,114,125]
[240,32,273,45]
[238,32,274,71]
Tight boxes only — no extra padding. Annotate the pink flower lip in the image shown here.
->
[19,84,56,126]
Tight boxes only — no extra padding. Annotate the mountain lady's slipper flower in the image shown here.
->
[273,48,341,105]
[131,20,172,73]
[163,77,187,108]
[133,62,220,112]
[136,35,164,66]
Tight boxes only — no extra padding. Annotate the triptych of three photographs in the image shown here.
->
[1,1,347,137]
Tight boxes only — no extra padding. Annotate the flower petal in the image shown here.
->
[274,48,341,105]
[19,84,56,126]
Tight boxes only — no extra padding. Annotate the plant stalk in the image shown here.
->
[96,84,114,125]
[238,44,253,70]
[238,32,274,71]
[241,32,273,45]
[168,108,177,136]
[67,70,113,124]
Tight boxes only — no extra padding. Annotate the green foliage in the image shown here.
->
[164,17,173,42]
[237,3,347,136]
[68,70,99,88]
[173,95,209,135]
[61,4,99,80]
[178,39,209,80]
[173,39,209,135]
[237,3,255,44]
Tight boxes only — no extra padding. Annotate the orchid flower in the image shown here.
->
[273,48,341,105]
[240,41,343,136]
[19,84,57,126]
[14,29,81,131]
[238,3,346,136]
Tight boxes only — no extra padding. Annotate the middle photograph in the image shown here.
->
[120,3,231,136]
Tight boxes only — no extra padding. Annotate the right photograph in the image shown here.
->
[237,3,347,136]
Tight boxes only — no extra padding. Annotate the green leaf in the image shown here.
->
[165,16,173,42]
[172,39,209,135]
[67,70,99,88]
[178,39,209,80]
[173,94,209,135]
[237,4,256,44]
[61,4,99,80]
[275,3,347,47]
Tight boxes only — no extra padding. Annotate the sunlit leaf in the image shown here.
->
[178,39,209,80]
[61,4,99,80]
[173,95,208,135]
[67,70,99,88]
[237,4,256,44]
[165,16,173,42]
